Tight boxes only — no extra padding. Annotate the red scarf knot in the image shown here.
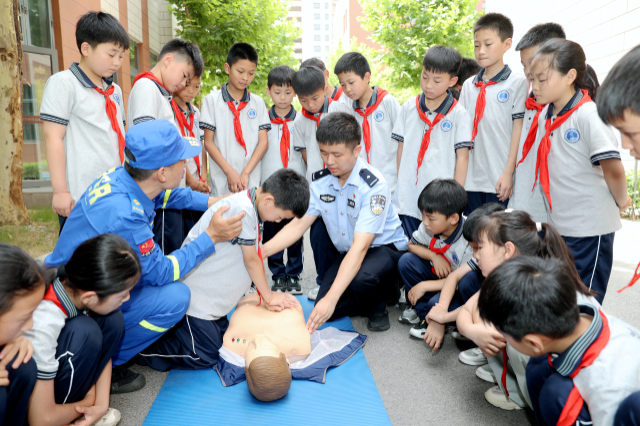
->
[354,88,388,163]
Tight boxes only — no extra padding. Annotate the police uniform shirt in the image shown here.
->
[127,77,178,129]
[292,97,352,182]
[538,90,621,237]
[508,93,548,223]
[260,106,306,183]
[350,87,402,197]
[180,103,202,182]
[460,65,528,193]
[40,63,125,202]
[181,190,259,321]
[199,83,271,196]
[306,157,408,253]
[393,91,472,220]
[410,219,474,271]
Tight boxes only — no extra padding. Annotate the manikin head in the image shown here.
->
[244,334,292,402]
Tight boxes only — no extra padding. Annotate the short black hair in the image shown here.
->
[316,112,361,151]
[417,179,467,218]
[75,11,129,53]
[159,38,204,77]
[597,45,640,123]
[300,58,326,71]
[334,52,371,79]
[261,169,310,218]
[478,257,580,341]
[422,46,462,78]
[462,202,505,243]
[457,58,481,86]
[227,42,259,67]
[268,65,296,89]
[124,147,158,181]
[515,22,566,51]
[473,13,514,41]
[291,66,325,97]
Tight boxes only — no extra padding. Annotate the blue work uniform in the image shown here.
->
[308,157,408,318]
[45,167,215,365]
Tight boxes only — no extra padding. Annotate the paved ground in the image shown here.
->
[110,219,640,426]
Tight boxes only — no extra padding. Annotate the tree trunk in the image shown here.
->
[0,0,28,225]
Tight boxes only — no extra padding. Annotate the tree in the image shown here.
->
[360,0,480,91]
[0,0,29,225]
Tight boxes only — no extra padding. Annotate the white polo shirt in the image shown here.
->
[330,85,351,107]
[199,83,271,196]
[393,91,472,220]
[292,97,352,182]
[411,219,473,271]
[178,103,202,181]
[460,65,528,193]
[40,63,125,202]
[261,106,306,183]
[127,77,178,129]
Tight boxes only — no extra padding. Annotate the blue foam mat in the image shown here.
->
[143,296,391,426]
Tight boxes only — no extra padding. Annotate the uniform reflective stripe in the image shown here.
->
[139,320,168,333]
[162,190,171,209]
[167,255,180,281]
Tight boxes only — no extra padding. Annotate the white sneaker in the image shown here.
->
[409,321,427,338]
[484,386,522,410]
[459,347,488,365]
[307,285,320,301]
[451,328,471,341]
[398,306,419,324]
[398,287,406,304]
[476,364,497,383]
[92,408,122,426]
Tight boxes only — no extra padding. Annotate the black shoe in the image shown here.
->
[271,277,287,292]
[111,366,146,394]
[367,310,390,331]
[286,276,302,295]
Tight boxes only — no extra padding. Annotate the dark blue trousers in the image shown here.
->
[182,209,204,237]
[310,219,339,285]
[425,270,482,319]
[465,191,509,216]
[563,233,614,304]
[138,315,229,371]
[0,352,37,426]
[153,208,184,255]
[615,391,640,426]
[399,215,421,241]
[263,219,304,279]
[58,214,67,235]
[54,310,124,404]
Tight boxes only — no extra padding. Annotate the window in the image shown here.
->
[314,46,321,52]
[314,24,321,30]
[314,2,320,7]
[325,14,329,19]
[150,51,158,68]
[314,13,320,19]
[129,42,140,85]
[314,35,321,41]
[325,46,329,52]
[295,48,302,54]
[325,24,329,30]
[325,35,329,41]
[325,2,329,7]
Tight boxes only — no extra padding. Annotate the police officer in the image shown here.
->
[45,120,244,393]
[262,112,408,332]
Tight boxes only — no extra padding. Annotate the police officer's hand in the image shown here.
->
[432,255,452,278]
[52,191,74,217]
[205,205,245,244]
[307,297,336,333]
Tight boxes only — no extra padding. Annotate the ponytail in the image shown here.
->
[582,64,599,101]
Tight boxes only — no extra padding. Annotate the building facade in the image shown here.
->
[332,0,380,52]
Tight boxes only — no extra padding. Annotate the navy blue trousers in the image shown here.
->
[310,219,339,285]
[58,214,68,235]
[0,352,37,426]
[153,208,184,255]
[465,191,509,216]
[263,219,304,279]
[138,315,229,371]
[55,310,124,404]
[399,215,421,241]
[425,270,482,319]
[182,209,204,237]
[563,233,614,304]
[615,391,640,426]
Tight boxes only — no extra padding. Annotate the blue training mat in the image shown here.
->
[143,296,391,426]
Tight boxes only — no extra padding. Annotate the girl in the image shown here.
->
[25,234,141,426]
[0,243,49,426]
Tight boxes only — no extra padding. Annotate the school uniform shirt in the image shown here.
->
[260,106,306,182]
[40,63,125,202]
[410,219,473,271]
[293,97,352,182]
[127,76,178,129]
[460,65,528,193]
[330,85,351,107]
[199,83,270,196]
[393,91,472,220]
[179,103,202,182]
[307,157,408,253]
[350,87,402,197]
[181,189,260,321]
[538,90,621,237]
[508,92,548,223]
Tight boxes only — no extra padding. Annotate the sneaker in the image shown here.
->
[271,277,287,292]
[398,306,419,324]
[476,364,497,383]
[484,385,522,410]
[451,327,471,341]
[367,310,390,331]
[92,408,122,426]
[409,321,427,339]
[397,287,408,310]
[110,366,145,394]
[459,347,488,366]
[307,285,320,300]
[286,276,302,295]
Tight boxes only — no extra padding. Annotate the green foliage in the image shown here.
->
[168,0,300,103]
[627,169,640,211]
[22,161,48,180]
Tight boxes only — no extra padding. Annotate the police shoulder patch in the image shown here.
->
[128,193,145,216]
[312,168,330,181]
[370,194,386,216]
[359,169,379,187]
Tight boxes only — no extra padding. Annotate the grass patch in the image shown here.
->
[0,208,59,258]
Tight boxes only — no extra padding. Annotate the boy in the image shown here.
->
[261,65,306,294]
[509,23,566,223]
[460,13,528,214]
[291,66,352,298]
[137,169,307,371]
[264,112,408,332]
[41,11,129,231]
[453,57,481,93]
[200,42,270,198]
[478,257,640,426]
[334,52,402,197]
[300,58,350,106]
[397,179,473,338]
[393,46,472,238]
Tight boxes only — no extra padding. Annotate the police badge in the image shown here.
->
[370,195,386,216]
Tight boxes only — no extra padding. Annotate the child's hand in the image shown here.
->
[620,195,633,213]
[197,180,211,194]
[265,292,299,312]
[424,321,445,352]
[0,365,8,386]
[432,255,451,278]
[0,336,34,369]
[471,324,506,357]
[52,192,75,217]
[426,303,448,324]
[226,169,242,193]
[71,404,108,426]
[240,172,250,190]
[495,173,514,201]
[407,283,428,306]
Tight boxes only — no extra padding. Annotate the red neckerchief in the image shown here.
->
[331,86,343,101]
[227,93,250,156]
[415,96,458,184]
[428,237,451,275]
[270,114,292,168]
[301,98,333,127]
[534,89,592,210]
[501,348,510,398]
[470,79,499,150]
[43,282,67,316]
[247,189,265,306]
[92,84,125,165]
[516,96,545,167]
[618,260,640,293]
[354,89,388,163]
[175,106,203,182]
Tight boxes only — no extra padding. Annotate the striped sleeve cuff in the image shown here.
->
[232,238,256,246]
[200,122,216,132]
[455,141,471,150]
[293,146,306,152]
[512,112,525,120]
[467,258,479,271]
[132,116,155,125]
[37,370,57,380]
[410,236,422,246]
[591,150,621,165]
[40,114,69,125]
[391,133,404,143]
[259,123,272,131]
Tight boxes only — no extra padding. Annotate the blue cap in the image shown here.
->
[124,120,202,169]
